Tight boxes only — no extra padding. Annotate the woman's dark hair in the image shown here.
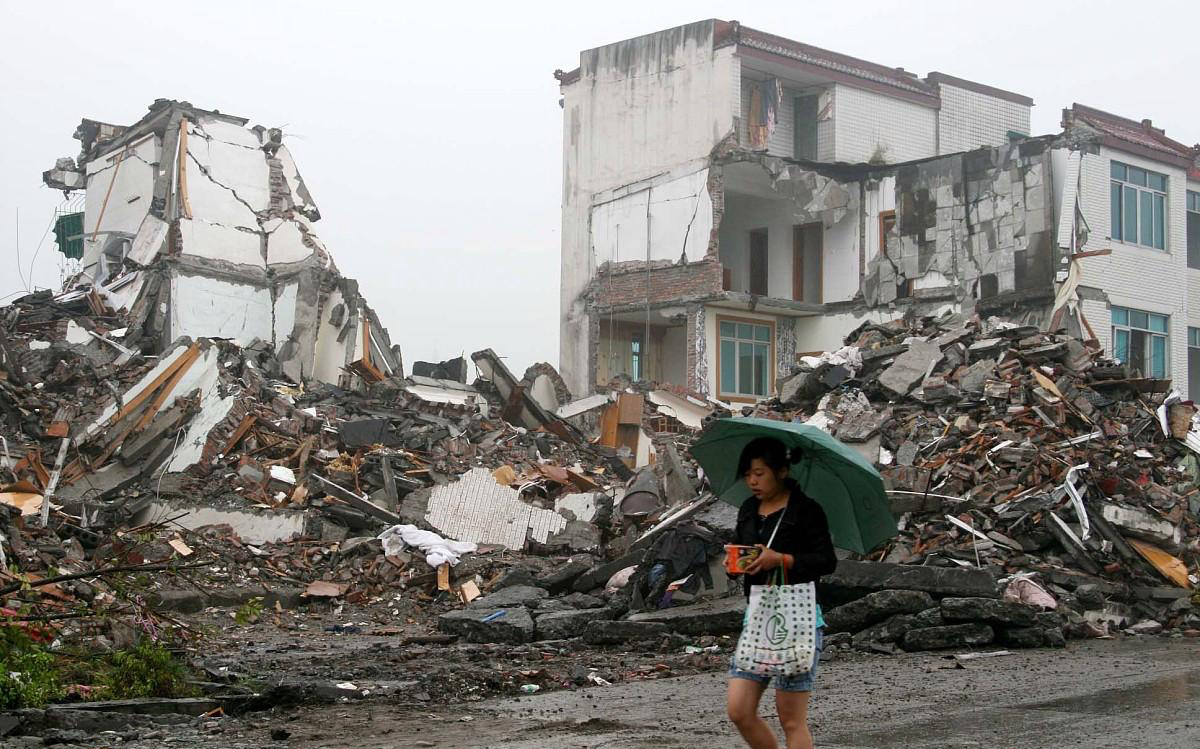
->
[737,437,798,478]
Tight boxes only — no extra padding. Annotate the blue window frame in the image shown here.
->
[1112,306,1168,378]
[1110,161,1167,249]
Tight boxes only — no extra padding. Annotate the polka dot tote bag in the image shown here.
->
[733,514,818,677]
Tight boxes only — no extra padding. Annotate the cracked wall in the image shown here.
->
[864,138,1058,310]
[44,100,397,387]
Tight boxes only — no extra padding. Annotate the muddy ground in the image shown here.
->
[11,632,1200,748]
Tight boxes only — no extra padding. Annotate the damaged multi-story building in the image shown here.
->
[43,99,401,386]
[555,20,1200,400]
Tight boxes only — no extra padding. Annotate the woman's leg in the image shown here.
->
[727,677,777,749]
[775,690,812,749]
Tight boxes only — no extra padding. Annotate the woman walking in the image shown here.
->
[726,437,837,749]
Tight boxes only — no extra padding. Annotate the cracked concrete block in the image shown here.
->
[903,623,994,651]
[878,340,943,397]
[825,590,935,634]
[941,597,1039,627]
[439,607,535,643]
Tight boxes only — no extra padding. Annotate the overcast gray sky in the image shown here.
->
[2,0,1196,376]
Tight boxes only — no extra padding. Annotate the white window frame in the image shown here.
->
[1111,306,1169,378]
[1110,161,1168,250]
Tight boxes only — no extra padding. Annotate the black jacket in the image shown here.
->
[735,487,837,598]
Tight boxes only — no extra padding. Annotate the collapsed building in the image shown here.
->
[43,99,401,386]
[556,20,1200,402]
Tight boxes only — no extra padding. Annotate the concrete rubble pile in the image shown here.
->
[0,285,738,659]
[745,312,1200,650]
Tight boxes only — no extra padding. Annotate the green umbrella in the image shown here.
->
[690,417,897,554]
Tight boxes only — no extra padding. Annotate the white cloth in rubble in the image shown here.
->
[377,524,477,567]
[798,345,863,377]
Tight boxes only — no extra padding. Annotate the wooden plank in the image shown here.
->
[104,343,199,428]
[1128,538,1191,589]
[221,414,258,456]
[1067,248,1112,260]
[616,393,644,425]
[599,402,620,448]
[132,344,201,432]
[177,116,193,219]
[93,344,201,466]
[437,564,451,591]
[90,146,130,242]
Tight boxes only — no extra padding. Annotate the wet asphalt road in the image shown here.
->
[474,637,1200,749]
[94,637,1200,748]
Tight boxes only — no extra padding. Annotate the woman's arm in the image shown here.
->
[783,500,837,583]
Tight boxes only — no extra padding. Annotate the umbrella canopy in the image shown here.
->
[690,417,897,554]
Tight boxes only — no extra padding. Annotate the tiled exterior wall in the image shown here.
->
[937,84,1031,154]
[1071,146,1191,393]
[738,77,834,161]
[833,84,937,163]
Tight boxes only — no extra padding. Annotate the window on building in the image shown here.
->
[718,319,772,398]
[1112,307,1168,378]
[630,333,643,381]
[794,95,819,160]
[1187,190,1200,270]
[879,210,896,258]
[1110,161,1167,249]
[1189,327,1200,397]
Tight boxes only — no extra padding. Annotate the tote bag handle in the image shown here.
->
[765,510,788,586]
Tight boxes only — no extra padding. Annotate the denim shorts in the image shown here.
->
[728,628,823,692]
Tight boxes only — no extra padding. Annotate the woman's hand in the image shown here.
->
[743,546,787,575]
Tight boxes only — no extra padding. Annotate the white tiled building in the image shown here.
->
[1056,104,1200,395]
[556,19,1035,398]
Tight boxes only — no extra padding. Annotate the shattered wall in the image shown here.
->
[863,138,1059,313]
[589,167,713,264]
[43,100,399,387]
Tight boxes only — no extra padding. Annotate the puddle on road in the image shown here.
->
[1024,670,1200,713]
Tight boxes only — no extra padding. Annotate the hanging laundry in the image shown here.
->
[748,78,782,150]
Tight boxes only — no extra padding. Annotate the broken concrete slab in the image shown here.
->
[851,613,919,646]
[1100,503,1182,549]
[940,597,1039,627]
[902,623,994,651]
[958,359,996,393]
[820,561,999,604]
[626,597,746,635]
[559,592,606,609]
[574,551,643,593]
[466,585,549,610]
[995,626,1047,648]
[438,607,535,644]
[824,589,935,634]
[534,608,614,640]
[535,558,592,595]
[878,340,943,397]
[912,606,945,628]
[582,620,669,644]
